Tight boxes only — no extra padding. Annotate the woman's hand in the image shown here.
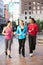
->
[14,32,16,35]
[29,28,34,33]
[31,28,34,31]
[29,30,32,32]
[17,34,21,36]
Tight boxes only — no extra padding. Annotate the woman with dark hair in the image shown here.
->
[2,21,13,58]
[27,18,38,57]
[15,20,27,57]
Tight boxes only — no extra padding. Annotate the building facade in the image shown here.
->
[4,4,9,22]
[20,0,43,23]
[0,0,5,24]
[0,0,4,17]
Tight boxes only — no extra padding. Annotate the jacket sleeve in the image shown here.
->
[23,26,27,33]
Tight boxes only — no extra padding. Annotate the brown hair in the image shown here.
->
[6,21,11,25]
[20,20,24,26]
[29,18,36,23]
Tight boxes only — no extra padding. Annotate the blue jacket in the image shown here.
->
[16,25,27,39]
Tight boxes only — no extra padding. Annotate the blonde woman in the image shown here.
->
[16,20,27,57]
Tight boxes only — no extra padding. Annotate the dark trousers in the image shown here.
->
[28,34,36,53]
[18,38,26,56]
[5,39,12,52]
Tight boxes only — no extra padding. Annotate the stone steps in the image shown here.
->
[37,38,43,44]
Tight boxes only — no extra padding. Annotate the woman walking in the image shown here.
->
[27,18,38,57]
[2,21,13,58]
[16,20,27,57]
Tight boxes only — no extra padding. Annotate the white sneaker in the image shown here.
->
[29,53,33,57]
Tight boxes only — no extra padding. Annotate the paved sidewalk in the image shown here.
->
[0,37,43,65]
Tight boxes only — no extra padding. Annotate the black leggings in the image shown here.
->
[18,38,26,56]
[5,39,12,52]
[28,34,36,53]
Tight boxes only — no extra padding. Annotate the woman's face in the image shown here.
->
[19,20,24,26]
[29,19,33,24]
[8,22,12,27]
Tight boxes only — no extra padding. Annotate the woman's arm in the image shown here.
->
[2,27,6,35]
[14,26,20,36]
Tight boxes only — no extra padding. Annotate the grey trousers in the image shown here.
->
[5,38,12,52]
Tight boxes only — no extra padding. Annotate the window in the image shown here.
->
[33,2,36,5]
[25,4,27,5]
[29,16,31,19]
[25,16,27,19]
[29,6,31,10]
[25,9,27,10]
[41,7,43,9]
[25,12,27,15]
[37,6,40,9]
[41,3,43,4]
[33,11,36,14]
[41,10,43,14]
[29,12,31,14]
[29,2,31,5]
[33,7,36,10]
[37,2,40,5]
[25,2,27,5]
[37,10,40,14]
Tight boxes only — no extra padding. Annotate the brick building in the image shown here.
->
[20,0,43,23]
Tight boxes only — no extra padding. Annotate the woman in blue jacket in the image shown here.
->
[16,20,27,57]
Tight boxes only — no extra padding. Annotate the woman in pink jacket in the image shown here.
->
[2,21,13,58]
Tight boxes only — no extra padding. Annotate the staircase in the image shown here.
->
[37,35,43,45]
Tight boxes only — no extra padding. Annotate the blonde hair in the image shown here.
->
[19,20,24,26]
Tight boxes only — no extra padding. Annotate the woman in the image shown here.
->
[16,20,27,57]
[27,18,38,57]
[2,21,13,58]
